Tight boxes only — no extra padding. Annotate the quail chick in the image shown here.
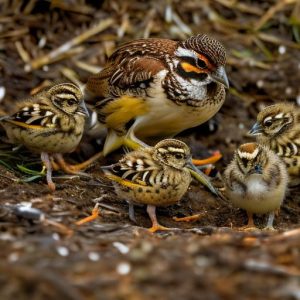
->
[223,143,288,230]
[249,102,300,178]
[101,139,193,232]
[0,83,89,191]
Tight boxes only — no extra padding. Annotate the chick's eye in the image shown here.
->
[264,119,273,127]
[67,99,76,106]
[196,59,207,69]
[175,153,184,159]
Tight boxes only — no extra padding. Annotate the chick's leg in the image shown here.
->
[76,203,101,225]
[128,202,137,223]
[41,152,55,191]
[240,212,257,231]
[192,150,222,166]
[264,211,276,231]
[247,212,255,227]
[147,205,171,233]
[53,153,94,176]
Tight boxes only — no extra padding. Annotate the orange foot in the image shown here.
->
[148,224,174,233]
[76,204,100,225]
[192,150,222,166]
[239,212,258,231]
[52,152,104,175]
[173,213,204,222]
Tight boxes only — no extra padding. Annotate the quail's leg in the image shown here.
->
[53,153,94,176]
[264,211,276,231]
[123,133,149,150]
[65,151,104,172]
[41,152,55,191]
[128,203,137,223]
[247,212,255,227]
[173,213,204,222]
[50,157,60,171]
[240,212,257,230]
[146,205,172,233]
[192,151,222,166]
[76,203,100,225]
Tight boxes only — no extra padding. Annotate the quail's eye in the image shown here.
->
[263,119,273,127]
[175,153,184,159]
[67,99,77,106]
[196,59,207,69]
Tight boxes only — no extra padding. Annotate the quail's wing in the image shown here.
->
[101,152,159,187]
[86,38,177,99]
[3,103,60,131]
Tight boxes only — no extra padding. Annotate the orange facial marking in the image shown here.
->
[196,53,214,70]
[181,62,204,74]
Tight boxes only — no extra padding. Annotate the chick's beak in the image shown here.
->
[249,165,263,175]
[210,66,229,89]
[78,100,90,117]
[249,122,263,135]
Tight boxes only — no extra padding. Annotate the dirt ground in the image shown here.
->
[0,1,299,299]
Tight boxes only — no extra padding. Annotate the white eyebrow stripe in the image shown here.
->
[175,47,196,59]
[55,93,76,100]
[237,147,259,160]
[275,113,284,119]
[168,147,185,153]
[158,148,168,153]
[264,116,272,122]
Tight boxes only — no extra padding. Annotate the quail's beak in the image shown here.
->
[210,66,229,89]
[249,122,263,135]
[78,101,90,117]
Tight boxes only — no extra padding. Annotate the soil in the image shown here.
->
[0,1,299,300]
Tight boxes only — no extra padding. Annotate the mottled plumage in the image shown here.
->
[0,83,89,191]
[102,139,192,232]
[249,102,300,177]
[85,34,228,155]
[224,143,288,229]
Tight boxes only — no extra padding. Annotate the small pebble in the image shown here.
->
[256,80,264,88]
[8,252,19,262]
[285,87,292,95]
[52,233,60,241]
[0,86,6,102]
[38,37,46,48]
[296,95,300,106]
[278,45,286,54]
[113,242,129,254]
[278,45,286,55]
[238,123,245,130]
[56,246,69,257]
[117,262,131,275]
[88,252,100,261]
